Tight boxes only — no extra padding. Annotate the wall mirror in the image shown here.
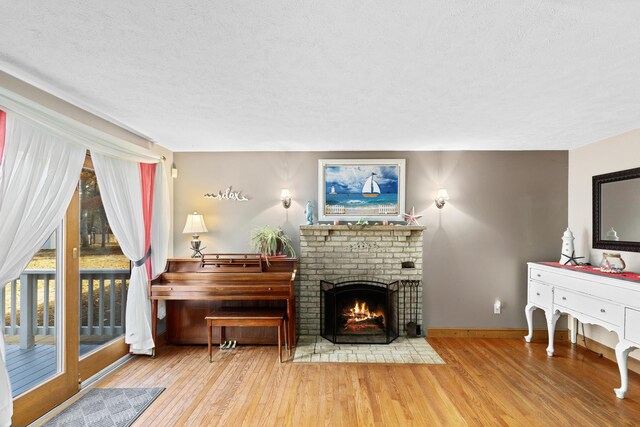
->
[593,166,640,252]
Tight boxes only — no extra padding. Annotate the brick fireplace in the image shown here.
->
[298,225,425,337]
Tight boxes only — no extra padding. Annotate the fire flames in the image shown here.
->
[350,300,374,322]
[341,300,385,333]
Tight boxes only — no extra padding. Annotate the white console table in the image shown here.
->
[524,262,640,399]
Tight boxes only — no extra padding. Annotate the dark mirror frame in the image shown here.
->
[593,166,640,252]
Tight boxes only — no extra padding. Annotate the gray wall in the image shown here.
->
[173,151,567,329]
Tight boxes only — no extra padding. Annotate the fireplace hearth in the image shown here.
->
[321,279,399,344]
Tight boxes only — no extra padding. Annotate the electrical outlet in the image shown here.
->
[494,300,502,314]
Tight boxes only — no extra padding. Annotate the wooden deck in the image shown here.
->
[6,343,57,397]
[45,337,640,426]
[6,339,103,397]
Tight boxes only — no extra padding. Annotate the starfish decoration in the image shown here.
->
[403,207,422,226]
[562,250,584,266]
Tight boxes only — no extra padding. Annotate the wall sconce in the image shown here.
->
[183,211,208,257]
[280,189,292,209]
[435,188,449,209]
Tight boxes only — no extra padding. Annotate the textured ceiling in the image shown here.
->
[1,1,639,152]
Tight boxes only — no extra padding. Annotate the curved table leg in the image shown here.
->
[614,341,635,399]
[524,303,536,343]
[545,310,560,357]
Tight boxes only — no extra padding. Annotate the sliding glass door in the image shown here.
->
[9,190,80,426]
[6,154,131,425]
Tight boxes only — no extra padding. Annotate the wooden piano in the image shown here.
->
[150,254,297,349]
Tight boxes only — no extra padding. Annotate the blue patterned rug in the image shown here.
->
[43,388,165,427]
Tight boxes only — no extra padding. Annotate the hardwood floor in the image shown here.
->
[87,338,640,426]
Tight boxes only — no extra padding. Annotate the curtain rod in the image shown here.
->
[0,87,164,163]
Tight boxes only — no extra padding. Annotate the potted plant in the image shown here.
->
[250,226,296,263]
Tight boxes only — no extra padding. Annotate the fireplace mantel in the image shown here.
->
[300,225,426,232]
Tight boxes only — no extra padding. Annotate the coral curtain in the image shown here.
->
[0,111,86,427]
[140,163,156,280]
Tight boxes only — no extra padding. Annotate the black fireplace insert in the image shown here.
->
[321,279,399,344]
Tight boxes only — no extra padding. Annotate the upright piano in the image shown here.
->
[150,254,297,349]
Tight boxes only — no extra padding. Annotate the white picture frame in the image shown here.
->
[318,159,406,222]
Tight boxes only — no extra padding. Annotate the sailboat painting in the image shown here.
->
[362,173,381,198]
[318,159,406,221]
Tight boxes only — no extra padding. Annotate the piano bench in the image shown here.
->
[205,308,288,363]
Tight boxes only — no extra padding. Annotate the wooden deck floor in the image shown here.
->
[6,341,100,397]
[63,337,640,426]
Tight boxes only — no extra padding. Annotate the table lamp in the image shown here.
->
[183,211,208,257]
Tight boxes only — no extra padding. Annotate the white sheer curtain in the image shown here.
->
[151,162,170,319]
[0,112,86,427]
[92,153,162,355]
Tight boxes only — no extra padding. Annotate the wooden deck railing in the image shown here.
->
[1,269,130,349]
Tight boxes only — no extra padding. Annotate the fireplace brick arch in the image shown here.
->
[321,279,399,344]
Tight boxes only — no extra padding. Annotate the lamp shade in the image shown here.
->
[280,189,291,199]
[183,211,208,234]
[435,188,450,201]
